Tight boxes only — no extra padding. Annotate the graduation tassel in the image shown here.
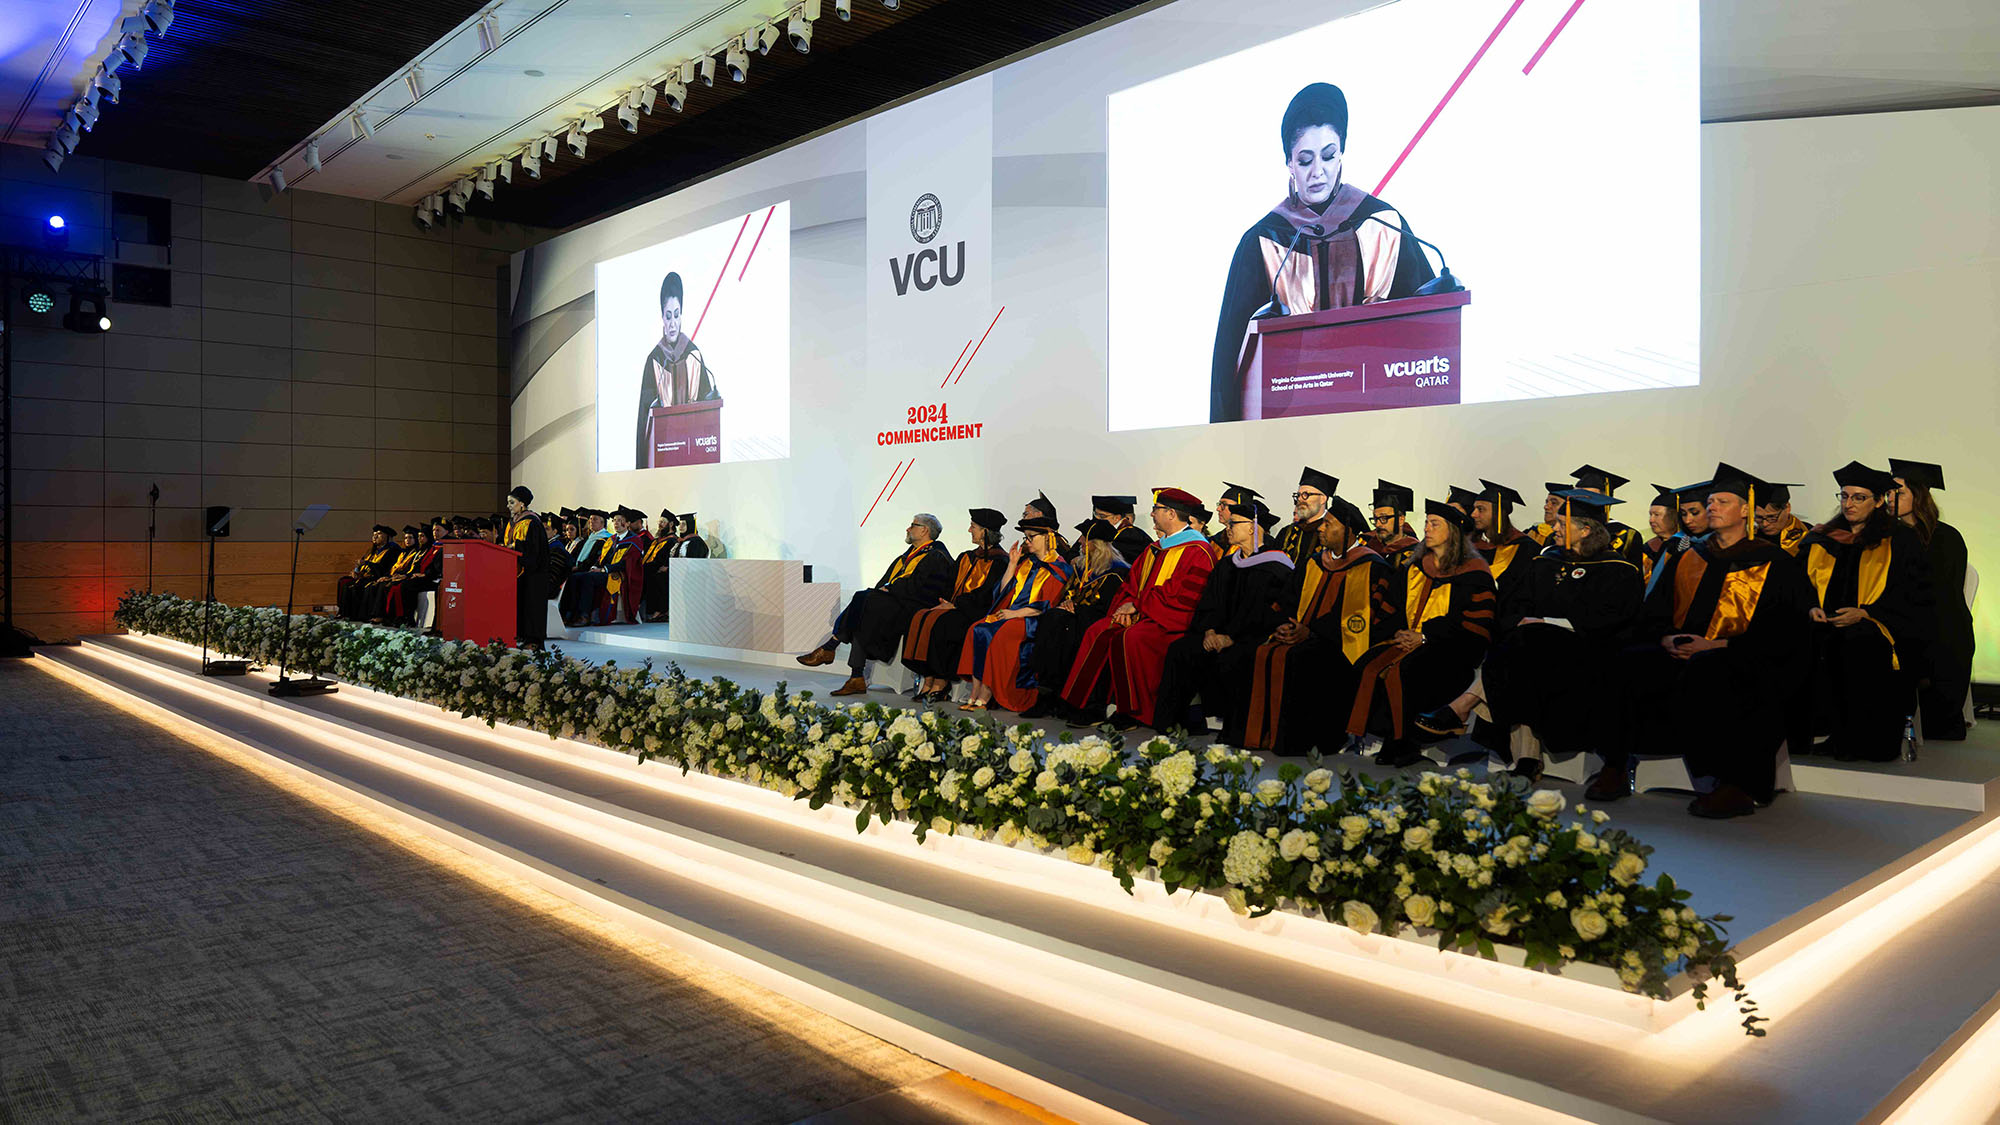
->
[1564,498,1573,554]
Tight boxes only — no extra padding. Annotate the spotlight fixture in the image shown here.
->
[755,22,778,55]
[616,95,639,132]
[63,281,111,334]
[540,134,560,161]
[725,40,749,82]
[638,84,657,114]
[835,0,851,19]
[475,173,494,201]
[304,140,321,173]
[43,214,69,249]
[446,179,472,210]
[141,0,175,35]
[520,147,541,178]
[51,123,80,155]
[788,10,813,52]
[405,68,425,99]
[27,290,55,314]
[494,158,512,185]
[269,167,286,193]
[881,0,897,9]
[660,77,687,113]
[74,98,99,130]
[350,110,373,141]
[697,55,717,87]
[476,13,500,53]
[116,32,148,70]
[415,202,433,229]
[42,147,63,172]
[94,68,120,103]
[565,123,587,158]
[678,60,697,86]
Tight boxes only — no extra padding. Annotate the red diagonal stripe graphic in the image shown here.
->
[938,339,973,389]
[737,205,777,281]
[859,459,906,528]
[1373,0,1528,197]
[951,306,1006,387]
[885,458,915,503]
[1522,0,1587,74]
[691,212,752,341]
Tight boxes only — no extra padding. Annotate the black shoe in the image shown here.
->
[1105,713,1142,733]
[1688,784,1756,819]
[1373,740,1423,769]
[1584,765,1630,803]
[1413,707,1467,742]
[1065,712,1101,729]
[1017,694,1057,719]
[1509,757,1544,783]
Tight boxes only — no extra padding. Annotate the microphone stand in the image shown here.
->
[145,483,158,593]
[1349,211,1466,296]
[200,513,251,676]
[271,504,336,697]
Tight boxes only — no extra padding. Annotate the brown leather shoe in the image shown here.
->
[1688,784,1756,819]
[1583,765,1630,803]
[829,676,868,696]
[796,646,835,667]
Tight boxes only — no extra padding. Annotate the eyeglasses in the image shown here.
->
[1835,491,1876,503]
[1291,491,1323,501]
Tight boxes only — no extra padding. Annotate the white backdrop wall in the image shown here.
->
[510,0,1998,678]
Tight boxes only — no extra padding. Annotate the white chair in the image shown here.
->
[1967,563,1981,728]
[546,600,574,641]
[414,590,437,631]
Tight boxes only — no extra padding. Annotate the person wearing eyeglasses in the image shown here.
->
[1153,498,1295,734]
[1273,467,1337,568]
[1367,479,1419,569]
[1797,462,1936,761]
[797,512,955,697]
[1753,483,1811,556]
[959,515,1074,714]
[1889,457,1974,741]
[903,509,1011,704]
[1019,519,1133,720]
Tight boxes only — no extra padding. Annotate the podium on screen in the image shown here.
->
[1236,291,1469,420]
[649,399,724,468]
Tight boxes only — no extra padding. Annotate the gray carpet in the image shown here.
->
[0,659,946,1123]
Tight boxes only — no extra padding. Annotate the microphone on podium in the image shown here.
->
[1341,210,1465,296]
[1251,223,1322,320]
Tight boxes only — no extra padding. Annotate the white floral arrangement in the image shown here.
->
[115,592,1763,1034]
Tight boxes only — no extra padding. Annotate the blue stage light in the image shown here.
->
[47,214,65,230]
[42,214,69,249]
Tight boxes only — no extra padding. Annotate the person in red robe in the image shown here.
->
[1059,487,1218,732]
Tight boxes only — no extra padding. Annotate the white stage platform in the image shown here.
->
[37,632,2000,1123]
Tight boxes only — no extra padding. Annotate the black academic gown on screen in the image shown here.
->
[832,541,956,665]
[1153,546,1294,733]
[1612,535,1813,799]
[1800,515,1935,760]
[1478,546,1644,758]
[1030,559,1130,695]
[1917,520,1974,738]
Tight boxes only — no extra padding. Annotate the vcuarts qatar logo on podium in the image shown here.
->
[890,192,964,295]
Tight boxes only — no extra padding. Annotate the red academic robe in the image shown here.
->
[1060,532,1218,725]
[593,530,652,624]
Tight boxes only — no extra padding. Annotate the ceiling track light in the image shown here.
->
[94,68,120,103]
[835,0,851,20]
[755,22,778,55]
[269,167,286,193]
[74,98,100,130]
[350,110,373,140]
[415,202,434,229]
[540,134,560,161]
[565,123,587,158]
[788,12,812,53]
[494,158,512,184]
[116,33,148,70]
[520,147,541,178]
[661,77,687,112]
[474,177,494,201]
[52,123,79,155]
[638,84,657,114]
[304,140,321,173]
[476,14,500,53]
[616,95,639,132]
[43,146,65,172]
[725,40,749,82]
[697,54,716,87]
[142,0,174,34]
[881,0,898,8]
[405,68,425,99]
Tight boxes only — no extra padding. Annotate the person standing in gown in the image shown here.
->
[1348,500,1497,769]
[796,513,955,697]
[503,487,549,647]
[904,509,1010,703]
[1593,464,1814,818]
[1018,520,1131,719]
[959,516,1074,713]
[1799,462,1935,761]
[1153,498,1294,735]
[1236,493,1396,754]
[1890,458,1975,741]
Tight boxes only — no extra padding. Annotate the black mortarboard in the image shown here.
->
[1477,479,1525,512]
[1028,491,1057,520]
[1076,518,1117,543]
[659,508,676,521]
[1446,485,1482,510]
[1298,466,1339,496]
[1570,465,1630,495]
[372,523,394,535]
[1218,482,1262,508]
[1759,483,1792,506]
[1373,479,1414,512]
[1089,494,1137,516]
[679,512,696,524]
[508,484,534,504]
[1553,488,1621,516]
[1544,481,1570,497]
[431,515,446,526]
[1192,505,1215,525]
[1673,480,1714,504]
[1832,460,1898,496]
[1424,499,1476,533]
[1710,462,1782,504]
[1649,483,1679,509]
[1325,494,1370,535]
[1253,502,1280,531]
[473,517,493,530]
[559,506,576,520]
[401,524,419,535]
[1016,514,1059,533]
[1888,458,1945,491]
[970,507,1006,532]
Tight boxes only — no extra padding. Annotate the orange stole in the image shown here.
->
[904,552,1001,662]
[958,567,1067,712]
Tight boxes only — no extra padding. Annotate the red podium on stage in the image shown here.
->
[440,539,518,645]
[648,399,724,467]
[1237,291,1470,420]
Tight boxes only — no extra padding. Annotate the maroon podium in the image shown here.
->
[648,399,724,467]
[1237,291,1470,420]
[440,539,518,645]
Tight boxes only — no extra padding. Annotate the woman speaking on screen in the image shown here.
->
[1207,82,1438,423]
[634,270,721,469]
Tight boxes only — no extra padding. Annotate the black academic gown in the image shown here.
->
[505,514,549,644]
[833,541,956,667]
[1613,534,1814,799]
[1801,515,1935,760]
[1239,545,1397,754]
[1348,553,1497,746]
[1030,559,1129,694]
[1479,530,1538,637]
[639,535,673,621]
[1274,517,1324,570]
[1917,520,1974,738]
[902,546,1008,680]
[1111,524,1153,565]
[1479,546,1644,758]
[337,543,401,619]
[1153,547,1294,732]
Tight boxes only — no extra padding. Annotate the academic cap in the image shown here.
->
[508,485,534,505]
[1477,479,1526,511]
[618,505,647,522]
[559,506,576,520]
[1570,464,1630,495]
[678,512,697,524]
[659,508,677,521]
[1710,462,1788,503]
[1089,494,1137,516]
[1424,499,1477,533]
[1832,460,1899,497]
[1218,482,1262,508]
[1192,505,1215,525]
[400,524,420,536]
[372,523,395,536]
[1673,480,1715,505]
[1028,491,1058,519]
[1325,494,1371,535]
[1076,518,1118,543]
[1016,514,1060,533]
[1298,466,1339,496]
[1544,481,1571,497]
[1446,485,1482,511]
[1888,458,1945,491]
[1152,486,1203,517]
[472,517,494,530]
[1373,479,1414,512]
[1230,497,1278,528]
[969,507,1007,532]
[1648,483,1680,509]
[1553,488,1622,516]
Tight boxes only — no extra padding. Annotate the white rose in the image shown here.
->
[1148,838,1176,867]
[1340,900,1381,936]
[1303,768,1334,794]
[1402,825,1433,850]
[1034,769,1060,792]
[960,734,983,756]
[1008,748,1035,774]
[1610,851,1646,886]
[1402,894,1437,927]
[1084,746,1114,771]
[1278,828,1312,862]
[971,766,996,788]
[1571,908,1609,941]
[1255,778,1286,806]
[1525,789,1566,818]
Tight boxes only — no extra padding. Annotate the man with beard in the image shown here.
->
[1367,480,1419,569]
[1275,467,1337,568]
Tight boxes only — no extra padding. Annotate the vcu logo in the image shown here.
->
[891,192,964,295]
